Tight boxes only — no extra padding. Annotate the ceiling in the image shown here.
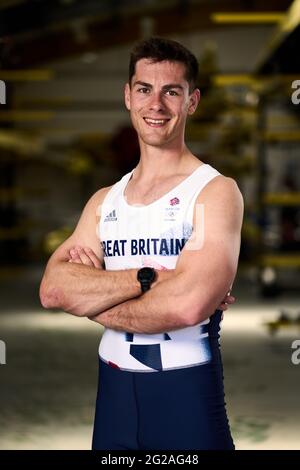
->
[0,0,298,149]
[0,0,294,68]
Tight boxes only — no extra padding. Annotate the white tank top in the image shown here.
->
[97,163,221,372]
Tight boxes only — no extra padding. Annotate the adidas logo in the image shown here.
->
[104,209,117,222]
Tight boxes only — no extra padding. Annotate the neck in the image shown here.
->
[135,139,197,180]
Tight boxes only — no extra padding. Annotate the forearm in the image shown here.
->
[40,261,141,317]
[90,271,191,333]
[90,265,234,334]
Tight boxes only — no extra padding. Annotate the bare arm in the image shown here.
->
[39,186,172,316]
[90,176,244,333]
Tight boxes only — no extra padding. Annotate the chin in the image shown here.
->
[141,136,168,147]
[140,130,170,146]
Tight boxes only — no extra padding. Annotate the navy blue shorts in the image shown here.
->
[92,359,234,450]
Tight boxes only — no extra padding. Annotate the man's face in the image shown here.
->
[125,59,200,148]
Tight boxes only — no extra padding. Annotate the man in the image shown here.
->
[40,37,243,450]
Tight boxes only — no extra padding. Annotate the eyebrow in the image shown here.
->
[133,80,184,91]
[133,81,151,88]
[163,83,184,91]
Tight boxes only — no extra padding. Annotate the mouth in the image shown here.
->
[143,117,170,127]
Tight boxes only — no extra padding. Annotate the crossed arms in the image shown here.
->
[39,175,244,334]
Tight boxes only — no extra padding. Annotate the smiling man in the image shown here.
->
[40,37,243,450]
[126,60,197,147]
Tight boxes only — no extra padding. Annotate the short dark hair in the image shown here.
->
[129,37,199,92]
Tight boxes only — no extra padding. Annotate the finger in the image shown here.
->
[221,293,235,303]
[73,258,85,264]
[68,259,81,264]
[77,247,94,266]
[69,248,80,260]
[219,304,228,311]
[69,247,86,264]
[69,248,86,265]
[83,247,101,269]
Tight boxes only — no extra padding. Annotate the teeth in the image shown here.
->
[145,118,167,124]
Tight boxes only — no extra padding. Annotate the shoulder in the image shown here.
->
[91,185,114,205]
[197,175,244,210]
[83,185,114,213]
[80,186,114,227]
[193,175,244,232]
[201,174,242,197]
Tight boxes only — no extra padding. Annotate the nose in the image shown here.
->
[148,91,165,113]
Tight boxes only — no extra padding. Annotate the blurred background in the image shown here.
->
[1,0,300,450]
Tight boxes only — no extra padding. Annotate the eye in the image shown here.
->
[137,87,150,94]
[166,89,179,96]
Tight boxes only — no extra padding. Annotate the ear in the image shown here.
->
[124,83,131,111]
[188,88,200,115]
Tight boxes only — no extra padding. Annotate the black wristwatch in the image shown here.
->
[137,267,156,293]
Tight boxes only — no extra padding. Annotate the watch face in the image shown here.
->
[138,267,155,282]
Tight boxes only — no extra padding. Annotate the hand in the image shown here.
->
[68,246,103,269]
[218,291,236,311]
